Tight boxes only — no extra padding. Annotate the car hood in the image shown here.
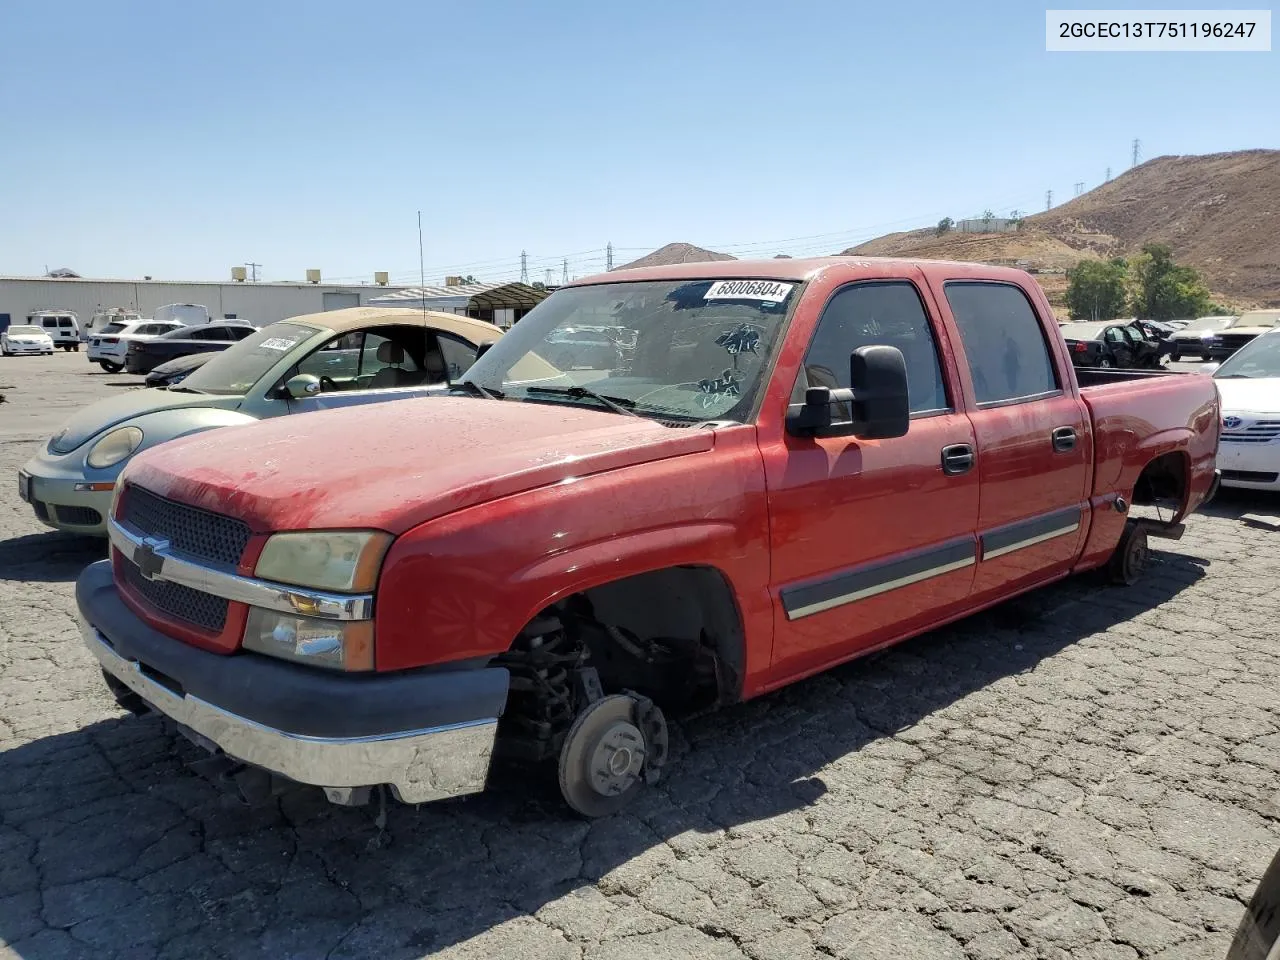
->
[122,397,716,535]
[49,389,243,453]
[1215,377,1280,414]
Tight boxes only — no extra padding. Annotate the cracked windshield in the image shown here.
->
[462,278,796,420]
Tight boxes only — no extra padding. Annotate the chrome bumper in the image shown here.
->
[80,618,498,804]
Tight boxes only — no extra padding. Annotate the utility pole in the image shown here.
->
[1045,190,1053,211]
[1105,166,1112,182]
[244,262,261,282]
[1074,181,1085,197]
[520,250,529,284]
[562,258,568,284]
[417,211,426,316]
[1132,138,1141,167]
[606,242,614,271]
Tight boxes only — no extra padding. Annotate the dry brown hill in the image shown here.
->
[619,242,736,269]
[843,149,1280,309]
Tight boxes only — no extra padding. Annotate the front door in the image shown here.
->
[762,276,980,683]
[937,280,1091,604]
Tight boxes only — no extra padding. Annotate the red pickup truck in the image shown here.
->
[76,258,1220,817]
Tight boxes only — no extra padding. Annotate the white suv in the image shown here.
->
[86,320,185,373]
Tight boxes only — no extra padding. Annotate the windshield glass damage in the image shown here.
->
[458,278,798,422]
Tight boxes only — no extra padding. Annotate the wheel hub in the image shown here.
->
[588,721,645,796]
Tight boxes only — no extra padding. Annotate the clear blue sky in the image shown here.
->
[1,0,1275,285]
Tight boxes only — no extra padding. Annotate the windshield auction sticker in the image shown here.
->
[704,280,794,303]
[258,337,300,351]
[1046,10,1271,51]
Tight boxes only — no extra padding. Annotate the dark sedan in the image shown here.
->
[1059,321,1163,369]
[124,321,257,374]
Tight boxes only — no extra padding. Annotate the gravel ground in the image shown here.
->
[1,351,1279,960]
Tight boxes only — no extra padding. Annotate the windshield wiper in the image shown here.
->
[163,386,202,394]
[524,385,639,417]
[451,380,504,400]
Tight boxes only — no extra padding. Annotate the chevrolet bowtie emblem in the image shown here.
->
[133,537,169,580]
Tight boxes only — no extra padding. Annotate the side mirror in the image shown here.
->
[1197,361,1220,375]
[475,342,495,360]
[284,374,321,399]
[786,345,910,440]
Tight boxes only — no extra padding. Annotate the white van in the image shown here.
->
[27,310,81,351]
[83,307,143,341]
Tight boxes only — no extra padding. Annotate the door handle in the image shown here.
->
[1052,426,1077,452]
[941,443,975,475]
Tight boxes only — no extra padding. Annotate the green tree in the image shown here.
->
[981,209,994,230]
[936,217,953,236]
[1065,259,1128,321]
[1127,243,1212,321]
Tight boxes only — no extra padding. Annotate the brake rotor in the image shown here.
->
[558,694,650,818]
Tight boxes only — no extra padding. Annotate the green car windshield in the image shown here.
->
[458,278,798,422]
[177,322,319,395]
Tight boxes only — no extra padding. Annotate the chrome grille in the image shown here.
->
[121,560,229,632]
[122,486,250,567]
[1221,420,1280,444]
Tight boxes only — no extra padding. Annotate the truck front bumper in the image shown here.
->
[76,560,509,805]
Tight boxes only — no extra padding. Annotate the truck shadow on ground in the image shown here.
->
[0,551,1207,958]
[0,530,106,583]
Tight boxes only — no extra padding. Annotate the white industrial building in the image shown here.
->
[368,280,550,329]
[0,274,415,333]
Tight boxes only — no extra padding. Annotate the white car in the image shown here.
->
[86,320,185,372]
[1211,328,1280,491]
[1,325,56,356]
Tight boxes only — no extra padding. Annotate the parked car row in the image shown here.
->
[18,257,1229,821]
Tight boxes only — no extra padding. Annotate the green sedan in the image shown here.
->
[19,306,504,536]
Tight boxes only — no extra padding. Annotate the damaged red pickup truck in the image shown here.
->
[76,258,1221,816]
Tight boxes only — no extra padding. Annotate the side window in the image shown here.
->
[944,282,1059,406]
[297,332,363,381]
[436,335,479,381]
[360,333,419,379]
[59,318,74,328]
[192,328,222,341]
[228,326,255,340]
[1103,327,1124,343]
[793,281,949,416]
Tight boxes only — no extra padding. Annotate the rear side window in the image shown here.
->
[944,282,1058,406]
[793,281,950,416]
[227,326,255,340]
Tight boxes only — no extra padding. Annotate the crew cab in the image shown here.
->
[75,258,1221,818]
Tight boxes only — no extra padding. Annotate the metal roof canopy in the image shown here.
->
[372,281,550,310]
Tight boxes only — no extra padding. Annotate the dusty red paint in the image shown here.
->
[113,258,1220,697]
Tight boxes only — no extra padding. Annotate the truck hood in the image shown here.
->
[1214,377,1280,414]
[122,397,716,534]
[49,389,243,453]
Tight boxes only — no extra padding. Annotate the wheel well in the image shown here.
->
[493,566,746,762]
[1131,452,1189,513]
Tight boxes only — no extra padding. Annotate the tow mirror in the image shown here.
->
[285,374,321,399]
[786,345,910,440]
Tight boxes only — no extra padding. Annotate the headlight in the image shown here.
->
[86,426,144,469]
[254,530,392,592]
[242,608,374,671]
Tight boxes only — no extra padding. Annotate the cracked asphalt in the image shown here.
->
[2,351,1279,960]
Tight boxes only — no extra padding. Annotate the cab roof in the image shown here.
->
[568,256,1037,288]
[283,306,503,343]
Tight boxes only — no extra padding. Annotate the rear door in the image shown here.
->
[936,280,1091,604]
[763,272,980,680]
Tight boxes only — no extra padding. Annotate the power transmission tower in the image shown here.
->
[545,267,554,286]
[1074,181,1085,197]
[1045,190,1053,211]
[606,242,613,271]
[244,262,261,282]
[520,250,529,284]
[1105,166,1112,182]
[562,258,568,284]
[1131,138,1141,167]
